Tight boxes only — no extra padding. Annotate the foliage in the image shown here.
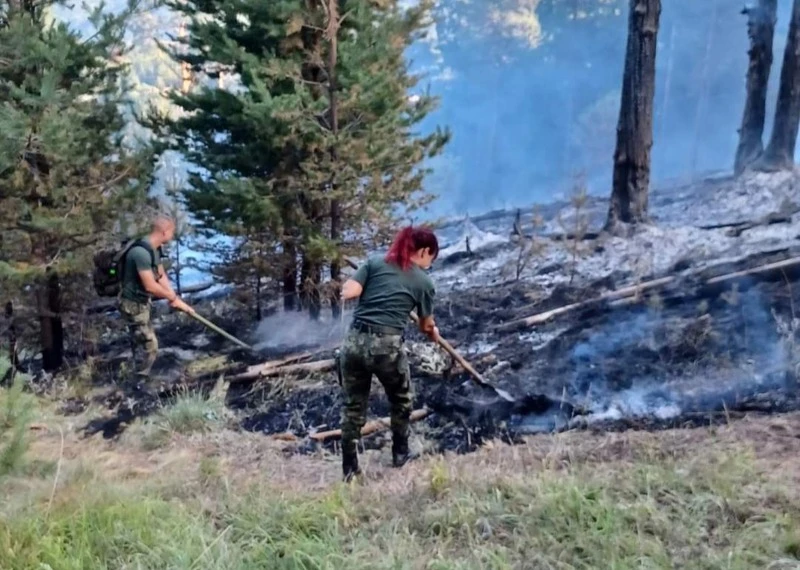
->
[0,0,155,298]
[0,375,35,478]
[146,0,449,315]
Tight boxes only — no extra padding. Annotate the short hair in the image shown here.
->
[152,215,176,233]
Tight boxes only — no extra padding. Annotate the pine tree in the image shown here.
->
[0,0,154,367]
[148,0,449,320]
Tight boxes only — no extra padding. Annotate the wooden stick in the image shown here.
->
[227,359,335,384]
[230,351,315,381]
[705,255,800,284]
[497,254,800,332]
[495,276,675,332]
[287,408,431,442]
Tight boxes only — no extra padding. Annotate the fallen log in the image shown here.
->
[497,254,800,332]
[705,255,800,285]
[271,408,431,443]
[229,351,315,381]
[227,358,335,383]
[495,276,675,332]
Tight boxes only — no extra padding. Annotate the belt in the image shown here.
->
[350,320,404,336]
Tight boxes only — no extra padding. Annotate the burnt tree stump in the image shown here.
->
[606,0,661,231]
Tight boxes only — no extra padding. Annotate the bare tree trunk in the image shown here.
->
[735,0,778,175]
[300,254,322,320]
[282,240,297,311]
[761,0,800,170]
[606,0,661,231]
[179,22,193,94]
[327,0,342,321]
[255,268,262,321]
[4,301,19,382]
[38,267,63,372]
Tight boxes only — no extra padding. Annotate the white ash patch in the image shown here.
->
[438,219,506,257]
[520,327,570,350]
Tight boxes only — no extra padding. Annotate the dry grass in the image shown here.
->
[2,388,800,568]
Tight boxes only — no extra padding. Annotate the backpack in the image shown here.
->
[92,238,157,297]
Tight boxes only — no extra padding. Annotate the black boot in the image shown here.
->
[342,450,362,482]
[392,434,419,468]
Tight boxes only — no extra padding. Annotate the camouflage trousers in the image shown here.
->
[119,298,158,380]
[339,329,412,458]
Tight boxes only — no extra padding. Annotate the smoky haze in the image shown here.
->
[416,0,795,218]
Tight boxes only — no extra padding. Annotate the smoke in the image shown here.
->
[414,0,796,218]
[252,310,354,351]
[541,281,792,429]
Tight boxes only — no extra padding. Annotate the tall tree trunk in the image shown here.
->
[4,301,19,383]
[327,0,342,321]
[606,0,661,231]
[282,239,297,311]
[38,267,63,372]
[255,268,262,321]
[761,0,800,170]
[300,253,322,320]
[734,0,777,175]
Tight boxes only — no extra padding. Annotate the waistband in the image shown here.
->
[350,320,404,336]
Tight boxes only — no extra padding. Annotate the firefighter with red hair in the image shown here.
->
[338,225,440,481]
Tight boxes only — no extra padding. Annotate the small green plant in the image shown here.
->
[0,376,35,477]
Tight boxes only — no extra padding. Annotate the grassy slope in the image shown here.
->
[2,385,800,570]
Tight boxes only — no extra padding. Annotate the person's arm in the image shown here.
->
[157,263,176,297]
[416,280,438,342]
[130,249,192,312]
[341,259,370,301]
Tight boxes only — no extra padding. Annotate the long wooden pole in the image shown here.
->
[272,408,431,442]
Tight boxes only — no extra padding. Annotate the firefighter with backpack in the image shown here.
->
[94,215,193,392]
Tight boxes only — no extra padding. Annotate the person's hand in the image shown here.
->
[170,297,194,314]
[426,325,440,343]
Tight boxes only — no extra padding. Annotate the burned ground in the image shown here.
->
[11,172,800,462]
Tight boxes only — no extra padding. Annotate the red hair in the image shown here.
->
[384,226,439,270]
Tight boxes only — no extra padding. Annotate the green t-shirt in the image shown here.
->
[121,239,161,303]
[351,255,436,331]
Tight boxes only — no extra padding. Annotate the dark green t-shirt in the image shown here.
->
[351,255,436,331]
[121,240,161,303]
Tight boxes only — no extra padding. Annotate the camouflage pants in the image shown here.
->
[340,329,412,457]
[119,298,158,380]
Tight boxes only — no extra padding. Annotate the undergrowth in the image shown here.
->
[0,376,35,478]
[124,386,228,450]
[1,439,799,569]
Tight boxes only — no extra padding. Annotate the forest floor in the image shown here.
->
[4,170,800,567]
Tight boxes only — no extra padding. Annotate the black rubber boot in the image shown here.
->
[342,450,362,482]
[392,434,419,468]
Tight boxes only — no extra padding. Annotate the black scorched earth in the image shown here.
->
[19,172,800,458]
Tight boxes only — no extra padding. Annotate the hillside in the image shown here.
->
[4,170,800,567]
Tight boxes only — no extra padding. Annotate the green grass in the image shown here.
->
[125,389,228,450]
[1,443,799,569]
